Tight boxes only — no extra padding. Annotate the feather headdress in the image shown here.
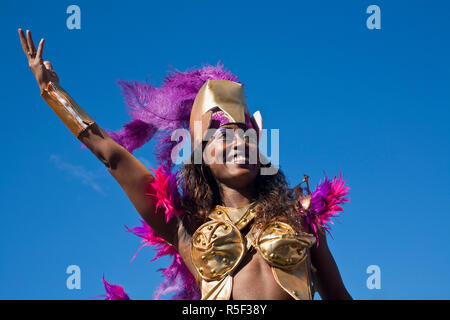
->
[107,63,239,172]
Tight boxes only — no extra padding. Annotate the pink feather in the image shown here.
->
[146,164,183,223]
[99,275,130,300]
[300,173,350,246]
[125,219,200,299]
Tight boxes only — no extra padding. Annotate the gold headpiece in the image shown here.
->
[189,80,263,150]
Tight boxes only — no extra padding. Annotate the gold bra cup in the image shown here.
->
[255,221,316,270]
[191,220,246,282]
[255,221,317,300]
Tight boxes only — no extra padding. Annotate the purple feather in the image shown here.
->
[106,120,157,153]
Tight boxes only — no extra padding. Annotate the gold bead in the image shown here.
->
[242,218,248,223]
[199,267,203,273]
[250,208,255,213]
[201,255,206,261]
[212,234,217,239]
[222,257,229,264]
[223,225,228,230]
[211,269,216,274]
[196,237,201,243]
[217,211,222,215]
[208,225,213,230]
[292,290,298,296]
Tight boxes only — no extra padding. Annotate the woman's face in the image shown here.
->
[204,123,260,189]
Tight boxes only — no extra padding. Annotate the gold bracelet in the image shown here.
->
[40,81,95,138]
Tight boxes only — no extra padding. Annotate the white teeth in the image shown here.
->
[231,156,246,164]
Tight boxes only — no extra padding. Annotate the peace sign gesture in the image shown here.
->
[18,29,59,91]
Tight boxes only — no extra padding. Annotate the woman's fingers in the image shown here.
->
[37,38,44,60]
[18,29,42,62]
[26,30,36,56]
[18,29,30,57]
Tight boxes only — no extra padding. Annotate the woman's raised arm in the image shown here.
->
[18,29,179,245]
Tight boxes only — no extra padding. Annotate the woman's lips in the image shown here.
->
[226,145,257,165]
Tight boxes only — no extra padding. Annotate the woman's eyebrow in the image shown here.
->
[210,124,252,141]
[210,127,228,139]
[220,123,248,130]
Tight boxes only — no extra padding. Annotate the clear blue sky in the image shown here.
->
[1,0,449,300]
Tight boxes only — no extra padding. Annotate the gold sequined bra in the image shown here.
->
[190,202,317,300]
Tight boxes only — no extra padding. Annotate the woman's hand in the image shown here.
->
[18,29,59,91]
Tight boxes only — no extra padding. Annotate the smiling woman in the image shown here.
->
[18,28,352,300]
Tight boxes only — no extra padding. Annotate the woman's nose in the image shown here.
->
[231,130,246,148]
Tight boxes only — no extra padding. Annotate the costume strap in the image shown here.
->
[209,201,258,229]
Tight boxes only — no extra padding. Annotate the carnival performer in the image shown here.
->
[18,29,352,300]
